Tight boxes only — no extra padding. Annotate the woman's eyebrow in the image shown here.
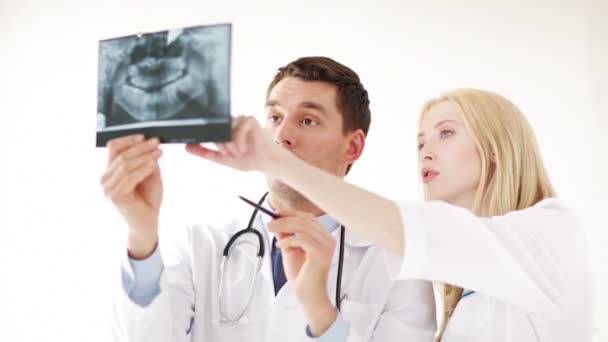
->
[417,119,459,138]
[434,119,458,128]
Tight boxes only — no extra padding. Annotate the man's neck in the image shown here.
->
[267,192,325,217]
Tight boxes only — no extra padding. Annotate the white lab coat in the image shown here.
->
[386,198,594,342]
[112,206,437,342]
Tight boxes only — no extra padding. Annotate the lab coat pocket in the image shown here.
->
[340,298,383,340]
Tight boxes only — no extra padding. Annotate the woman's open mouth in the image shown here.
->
[421,168,440,184]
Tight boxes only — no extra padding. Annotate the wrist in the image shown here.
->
[304,297,337,337]
[127,230,159,260]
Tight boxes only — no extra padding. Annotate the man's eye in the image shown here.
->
[417,143,424,150]
[440,130,454,138]
[267,115,281,123]
[302,118,318,126]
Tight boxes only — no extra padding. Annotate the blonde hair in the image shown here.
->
[418,88,556,340]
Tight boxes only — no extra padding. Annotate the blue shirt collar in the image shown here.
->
[316,214,341,233]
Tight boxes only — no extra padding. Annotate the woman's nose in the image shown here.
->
[420,146,436,161]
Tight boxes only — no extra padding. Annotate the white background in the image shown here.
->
[0,0,606,341]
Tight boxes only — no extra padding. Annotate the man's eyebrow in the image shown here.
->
[265,99,279,107]
[298,101,327,115]
[265,100,328,116]
[417,120,459,138]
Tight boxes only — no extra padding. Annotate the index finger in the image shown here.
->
[106,134,146,162]
[268,216,327,237]
[276,232,293,240]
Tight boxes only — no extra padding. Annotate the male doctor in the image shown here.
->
[101,56,436,342]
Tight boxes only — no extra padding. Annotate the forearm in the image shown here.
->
[267,149,405,255]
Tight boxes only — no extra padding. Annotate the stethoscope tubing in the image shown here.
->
[219,193,345,324]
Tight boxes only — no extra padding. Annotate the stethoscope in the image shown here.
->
[217,193,346,325]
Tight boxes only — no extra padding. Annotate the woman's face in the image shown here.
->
[417,100,482,210]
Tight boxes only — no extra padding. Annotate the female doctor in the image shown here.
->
[188,88,595,341]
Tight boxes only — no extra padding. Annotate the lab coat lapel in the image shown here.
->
[330,226,373,266]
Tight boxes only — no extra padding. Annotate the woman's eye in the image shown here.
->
[440,130,454,138]
[302,118,319,126]
[417,143,424,151]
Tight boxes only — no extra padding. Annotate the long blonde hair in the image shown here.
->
[418,88,557,340]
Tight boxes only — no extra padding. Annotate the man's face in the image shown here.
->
[264,77,357,200]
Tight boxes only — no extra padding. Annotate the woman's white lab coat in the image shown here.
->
[111,206,437,342]
[387,198,594,342]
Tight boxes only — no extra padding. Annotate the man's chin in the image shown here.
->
[266,178,303,201]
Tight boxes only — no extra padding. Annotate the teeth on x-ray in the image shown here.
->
[96,23,232,147]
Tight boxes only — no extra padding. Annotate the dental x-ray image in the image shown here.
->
[96,23,231,146]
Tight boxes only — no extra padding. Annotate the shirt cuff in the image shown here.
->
[121,244,163,307]
[305,312,350,341]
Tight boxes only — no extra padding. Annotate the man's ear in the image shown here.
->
[345,129,366,165]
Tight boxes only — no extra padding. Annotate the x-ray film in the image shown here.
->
[96,23,231,146]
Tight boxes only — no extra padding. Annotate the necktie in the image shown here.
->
[271,237,287,295]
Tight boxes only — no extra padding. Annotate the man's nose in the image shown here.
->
[274,121,295,148]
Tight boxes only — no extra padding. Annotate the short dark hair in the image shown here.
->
[267,56,371,174]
